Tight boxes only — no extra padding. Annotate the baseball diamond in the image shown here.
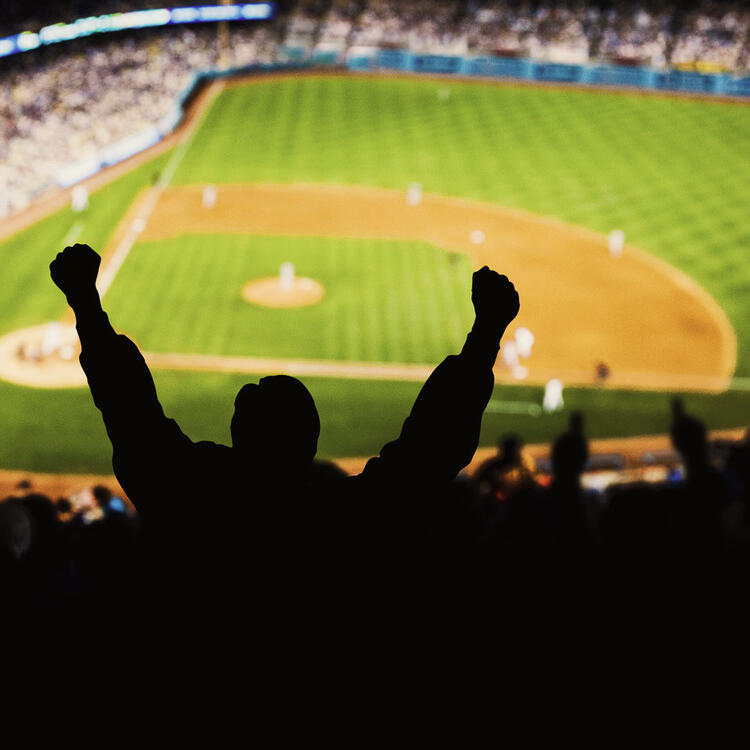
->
[0,73,749,473]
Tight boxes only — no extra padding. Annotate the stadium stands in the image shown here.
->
[2,2,750,219]
[3,396,749,615]
[671,1,750,71]
[0,23,278,218]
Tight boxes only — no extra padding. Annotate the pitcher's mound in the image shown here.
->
[242,277,324,308]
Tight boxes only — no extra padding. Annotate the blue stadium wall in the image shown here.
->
[344,49,750,98]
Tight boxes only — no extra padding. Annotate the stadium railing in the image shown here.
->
[345,48,750,98]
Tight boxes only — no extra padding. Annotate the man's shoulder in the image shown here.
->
[192,440,234,458]
[190,440,245,475]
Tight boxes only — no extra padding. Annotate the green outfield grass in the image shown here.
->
[0,370,747,474]
[0,74,749,473]
[0,152,173,338]
[177,76,750,373]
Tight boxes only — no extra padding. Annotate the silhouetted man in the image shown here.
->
[50,243,518,605]
[670,397,728,558]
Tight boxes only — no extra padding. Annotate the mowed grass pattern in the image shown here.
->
[175,77,750,373]
[105,234,474,362]
[1,76,750,470]
[0,152,172,337]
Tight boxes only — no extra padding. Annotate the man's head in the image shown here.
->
[231,375,320,473]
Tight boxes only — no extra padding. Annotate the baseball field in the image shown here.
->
[1,73,749,474]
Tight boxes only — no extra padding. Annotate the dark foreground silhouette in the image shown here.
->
[48,243,519,617]
[0,239,738,647]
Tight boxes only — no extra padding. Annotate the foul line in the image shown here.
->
[143,350,435,382]
[95,80,225,299]
[140,349,750,394]
[486,400,543,417]
[61,221,85,247]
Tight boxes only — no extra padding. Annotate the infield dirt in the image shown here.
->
[134,181,736,392]
[0,180,736,392]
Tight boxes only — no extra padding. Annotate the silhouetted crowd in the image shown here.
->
[0,243,745,637]
[3,400,749,619]
[0,484,139,613]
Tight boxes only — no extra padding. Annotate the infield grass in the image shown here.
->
[106,234,474,362]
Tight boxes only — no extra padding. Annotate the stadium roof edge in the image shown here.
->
[0,3,276,59]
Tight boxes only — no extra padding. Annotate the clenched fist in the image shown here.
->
[471,266,519,332]
[50,243,101,305]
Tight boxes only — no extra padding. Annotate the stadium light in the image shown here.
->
[0,4,276,58]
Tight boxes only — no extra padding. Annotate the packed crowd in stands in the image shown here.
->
[459,1,594,62]
[4,1,750,67]
[348,1,468,54]
[671,1,750,71]
[2,2,750,220]
[594,2,673,66]
[0,23,278,218]
[304,1,750,68]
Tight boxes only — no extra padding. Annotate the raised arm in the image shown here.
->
[50,243,161,416]
[362,266,519,486]
[51,243,114,353]
[50,244,187,507]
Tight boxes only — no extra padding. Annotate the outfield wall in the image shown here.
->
[345,49,750,99]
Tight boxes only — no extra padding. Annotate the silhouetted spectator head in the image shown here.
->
[92,485,112,511]
[498,434,522,462]
[0,499,32,561]
[232,375,320,472]
[308,459,348,486]
[670,398,709,474]
[551,411,588,485]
